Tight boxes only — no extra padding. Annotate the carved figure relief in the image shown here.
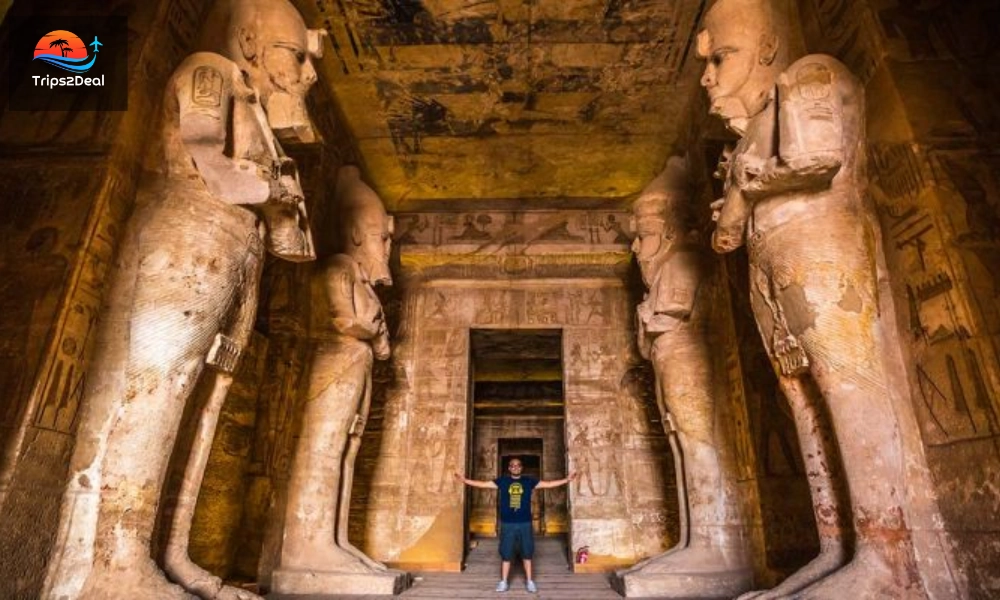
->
[698,1,956,598]
[271,166,407,596]
[870,144,1000,446]
[42,1,322,598]
[615,158,753,599]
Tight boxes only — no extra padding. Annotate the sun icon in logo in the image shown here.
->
[34,30,100,72]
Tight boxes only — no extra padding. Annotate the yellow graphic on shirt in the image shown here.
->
[508,482,524,511]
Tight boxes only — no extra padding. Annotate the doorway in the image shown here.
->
[466,329,567,538]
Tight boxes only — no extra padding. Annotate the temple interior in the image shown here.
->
[1,0,999,598]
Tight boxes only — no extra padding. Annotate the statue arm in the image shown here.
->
[636,300,654,360]
[741,57,847,200]
[327,265,384,341]
[175,55,272,206]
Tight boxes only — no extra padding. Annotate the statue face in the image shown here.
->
[355,212,393,287]
[699,31,757,125]
[697,3,781,134]
[631,213,671,288]
[237,2,322,143]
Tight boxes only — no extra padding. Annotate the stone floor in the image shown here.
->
[268,535,623,599]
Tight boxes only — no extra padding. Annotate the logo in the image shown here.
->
[30,30,106,89]
[33,30,101,73]
[6,16,128,112]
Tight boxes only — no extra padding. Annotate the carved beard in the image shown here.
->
[637,240,671,289]
[361,254,393,287]
[264,88,315,144]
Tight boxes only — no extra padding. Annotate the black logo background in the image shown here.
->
[5,16,128,112]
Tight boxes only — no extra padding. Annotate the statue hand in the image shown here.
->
[734,151,766,188]
[214,584,262,600]
[710,198,725,222]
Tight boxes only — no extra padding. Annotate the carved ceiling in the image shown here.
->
[298,0,708,211]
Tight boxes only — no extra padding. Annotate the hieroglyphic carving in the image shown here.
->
[526,291,560,325]
[567,289,609,325]
[870,143,1000,446]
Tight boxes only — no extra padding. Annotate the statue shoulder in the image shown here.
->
[318,254,359,280]
[781,54,860,95]
[169,52,244,103]
[174,52,240,77]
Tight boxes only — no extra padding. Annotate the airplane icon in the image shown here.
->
[88,36,103,53]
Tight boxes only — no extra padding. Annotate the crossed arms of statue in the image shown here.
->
[176,53,314,260]
[326,260,390,359]
[453,472,579,489]
[712,55,850,252]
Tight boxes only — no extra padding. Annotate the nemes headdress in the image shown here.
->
[632,156,690,225]
[335,166,392,248]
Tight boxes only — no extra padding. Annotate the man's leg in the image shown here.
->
[522,524,536,592]
[497,523,512,591]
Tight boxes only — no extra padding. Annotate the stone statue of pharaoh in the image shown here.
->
[270,166,407,596]
[41,1,322,598]
[698,0,926,598]
[616,158,752,598]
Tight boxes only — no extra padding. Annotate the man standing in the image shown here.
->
[455,458,576,594]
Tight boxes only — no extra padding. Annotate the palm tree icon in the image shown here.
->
[49,38,70,57]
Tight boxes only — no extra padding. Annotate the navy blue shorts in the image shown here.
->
[498,521,534,560]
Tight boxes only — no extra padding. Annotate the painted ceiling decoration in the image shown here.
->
[297,0,708,210]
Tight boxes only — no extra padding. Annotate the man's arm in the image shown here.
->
[453,472,498,489]
[536,472,578,489]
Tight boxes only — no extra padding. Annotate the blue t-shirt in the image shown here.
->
[494,475,538,523]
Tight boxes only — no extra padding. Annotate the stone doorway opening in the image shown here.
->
[466,329,568,541]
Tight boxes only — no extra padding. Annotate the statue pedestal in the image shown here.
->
[271,567,409,596]
[614,565,752,598]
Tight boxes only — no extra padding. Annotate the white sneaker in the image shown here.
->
[526,580,538,593]
[495,580,509,592]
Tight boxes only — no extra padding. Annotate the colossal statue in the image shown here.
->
[41,1,322,598]
[698,0,926,597]
[270,166,408,595]
[615,158,753,598]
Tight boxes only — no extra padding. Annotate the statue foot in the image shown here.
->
[340,539,389,572]
[737,547,846,600]
[212,583,262,600]
[277,543,392,576]
[81,556,196,599]
[620,541,684,573]
[166,547,264,600]
[792,551,925,600]
[272,545,408,596]
[615,545,752,598]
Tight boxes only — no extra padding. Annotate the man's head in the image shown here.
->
[507,458,524,477]
[335,166,394,286]
[631,157,689,287]
[696,0,791,133]
[204,0,325,143]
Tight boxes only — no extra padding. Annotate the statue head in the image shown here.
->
[204,0,325,143]
[335,166,394,286]
[631,157,690,288]
[696,0,790,134]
